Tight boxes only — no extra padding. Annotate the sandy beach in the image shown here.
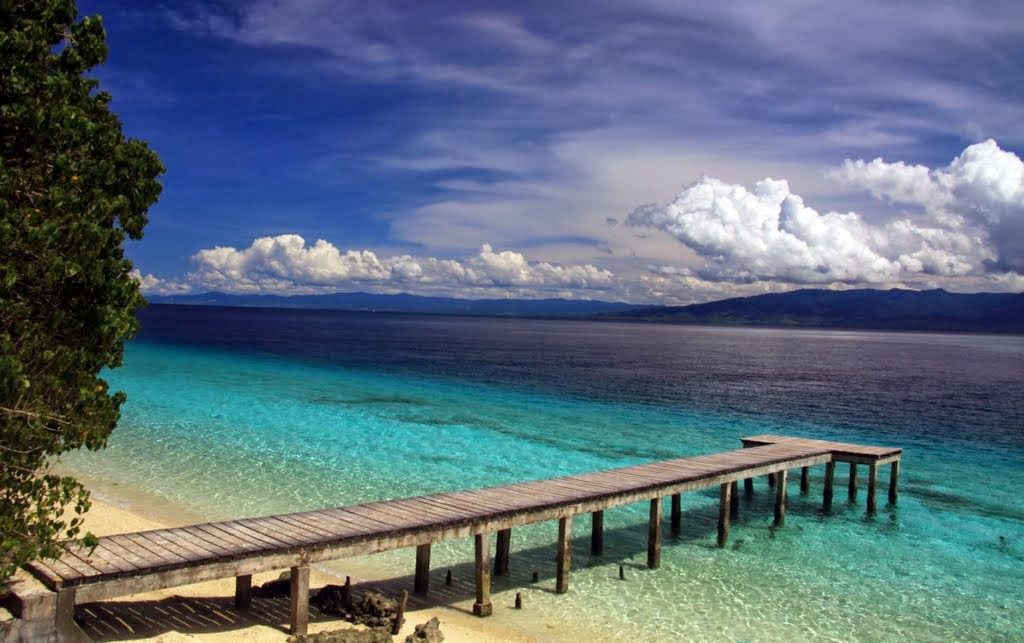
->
[73,491,545,643]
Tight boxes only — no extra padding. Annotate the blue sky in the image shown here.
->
[83,1,1024,303]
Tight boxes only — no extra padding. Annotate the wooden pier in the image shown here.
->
[15,435,901,641]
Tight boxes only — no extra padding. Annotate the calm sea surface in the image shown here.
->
[63,305,1024,641]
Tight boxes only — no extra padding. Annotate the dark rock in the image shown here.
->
[352,591,399,628]
[404,616,444,643]
[251,577,290,598]
[312,584,350,614]
[287,626,392,643]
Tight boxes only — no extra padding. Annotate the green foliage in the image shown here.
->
[0,0,163,581]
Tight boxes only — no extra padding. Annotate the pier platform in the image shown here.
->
[13,435,901,641]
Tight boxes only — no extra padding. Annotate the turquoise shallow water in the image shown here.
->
[62,307,1024,641]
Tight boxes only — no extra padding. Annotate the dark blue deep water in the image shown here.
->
[64,304,1024,640]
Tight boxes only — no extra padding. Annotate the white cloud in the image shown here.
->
[183,235,614,297]
[834,139,1024,272]
[628,141,1022,285]
[130,270,192,295]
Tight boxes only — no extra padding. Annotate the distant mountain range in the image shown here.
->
[146,291,645,317]
[149,288,1024,333]
[601,288,1024,333]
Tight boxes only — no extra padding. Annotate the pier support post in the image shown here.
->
[729,481,739,520]
[670,493,682,536]
[556,516,573,594]
[717,483,731,547]
[867,463,878,515]
[55,587,88,643]
[848,463,858,501]
[744,477,754,497]
[648,498,662,569]
[800,466,810,494]
[591,511,603,555]
[774,470,788,526]
[473,533,492,616]
[889,459,900,506]
[823,460,835,512]
[234,574,252,610]
[415,544,431,595]
[767,473,775,488]
[495,529,511,576]
[289,565,310,636]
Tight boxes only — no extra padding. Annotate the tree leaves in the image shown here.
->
[0,0,164,581]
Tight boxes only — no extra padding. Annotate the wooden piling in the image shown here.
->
[234,574,251,610]
[591,510,604,555]
[495,529,511,576]
[800,466,810,494]
[392,590,408,635]
[889,459,900,505]
[767,473,775,488]
[823,460,835,512]
[445,570,452,586]
[556,516,572,594]
[514,592,523,609]
[774,470,787,526]
[848,463,858,501]
[717,483,731,547]
[415,544,431,595]
[289,565,310,636]
[729,481,739,520]
[744,477,754,497]
[867,463,878,515]
[670,493,682,536]
[473,533,492,617]
[55,587,79,643]
[648,498,662,569]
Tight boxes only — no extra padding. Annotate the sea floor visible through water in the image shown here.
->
[60,307,1024,641]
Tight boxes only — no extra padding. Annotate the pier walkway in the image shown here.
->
[15,435,901,641]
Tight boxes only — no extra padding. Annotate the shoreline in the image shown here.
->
[69,477,549,642]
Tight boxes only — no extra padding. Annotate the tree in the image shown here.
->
[0,0,164,581]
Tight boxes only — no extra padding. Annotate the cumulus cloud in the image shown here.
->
[628,140,1023,285]
[181,235,614,297]
[130,270,192,295]
[834,139,1024,272]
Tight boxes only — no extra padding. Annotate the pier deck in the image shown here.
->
[19,436,901,640]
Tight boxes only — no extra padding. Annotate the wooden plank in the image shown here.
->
[110,533,187,568]
[191,523,268,554]
[96,538,154,571]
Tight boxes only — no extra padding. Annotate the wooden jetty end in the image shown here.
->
[740,434,902,514]
[16,437,901,641]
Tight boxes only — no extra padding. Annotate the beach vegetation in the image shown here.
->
[0,0,163,581]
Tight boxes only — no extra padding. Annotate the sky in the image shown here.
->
[81,0,1024,304]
